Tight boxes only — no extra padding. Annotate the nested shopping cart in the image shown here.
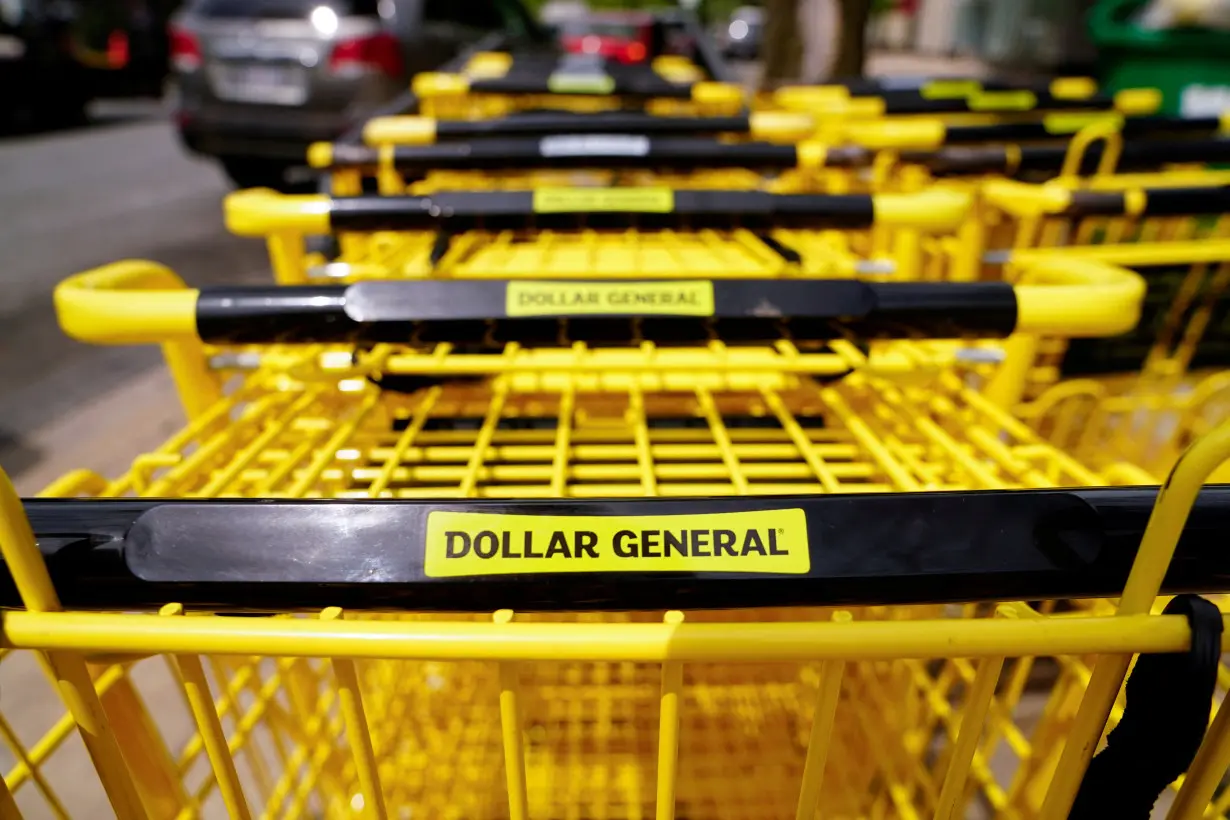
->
[6,255,1230,819]
[223,186,972,286]
[768,81,1163,144]
[998,240,1230,482]
[310,134,857,197]
[413,50,745,120]
[312,115,1230,208]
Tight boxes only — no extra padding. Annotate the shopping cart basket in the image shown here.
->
[223,187,972,284]
[8,253,1230,819]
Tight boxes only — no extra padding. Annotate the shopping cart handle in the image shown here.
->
[983,179,1230,217]
[309,137,813,173]
[54,259,1144,346]
[923,139,1230,178]
[225,188,971,235]
[361,111,817,145]
[9,486,1230,611]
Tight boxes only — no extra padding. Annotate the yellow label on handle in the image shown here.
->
[506,280,714,317]
[424,509,811,577]
[1042,112,1123,134]
[547,71,616,94]
[920,79,981,99]
[532,187,674,213]
[968,90,1036,111]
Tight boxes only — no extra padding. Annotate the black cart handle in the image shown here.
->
[9,486,1230,611]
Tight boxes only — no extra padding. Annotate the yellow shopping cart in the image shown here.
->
[413,50,745,120]
[315,119,1230,200]
[309,134,865,197]
[223,186,972,285]
[915,133,1230,181]
[360,109,820,146]
[6,253,1230,819]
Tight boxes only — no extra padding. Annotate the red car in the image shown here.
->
[560,14,652,64]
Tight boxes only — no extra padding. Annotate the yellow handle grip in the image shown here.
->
[1014,257,1145,337]
[55,261,199,345]
[980,179,1074,216]
[363,116,439,146]
[224,189,331,236]
[842,119,948,150]
[54,256,1144,349]
[874,189,971,231]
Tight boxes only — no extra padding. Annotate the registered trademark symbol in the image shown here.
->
[776,528,784,535]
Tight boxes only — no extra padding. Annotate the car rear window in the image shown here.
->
[193,0,381,19]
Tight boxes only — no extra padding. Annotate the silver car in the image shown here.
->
[170,0,541,190]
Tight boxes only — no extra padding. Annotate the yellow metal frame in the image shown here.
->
[2,372,1230,817]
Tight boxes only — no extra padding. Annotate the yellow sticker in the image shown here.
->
[424,509,810,577]
[920,79,981,99]
[547,71,616,94]
[968,90,1036,111]
[506,281,714,317]
[532,187,674,213]
[1042,112,1123,134]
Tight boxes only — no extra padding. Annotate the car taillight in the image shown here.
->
[623,41,646,63]
[329,32,403,78]
[168,25,201,72]
[107,30,129,68]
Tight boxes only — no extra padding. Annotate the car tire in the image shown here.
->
[220,157,300,192]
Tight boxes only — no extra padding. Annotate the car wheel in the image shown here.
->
[220,157,299,192]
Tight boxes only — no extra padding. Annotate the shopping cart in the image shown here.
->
[801,74,1101,100]
[315,114,1230,201]
[917,133,1230,180]
[7,253,1230,819]
[413,50,746,120]
[769,83,1163,145]
[360,109,820,145]
[223,187,972,285]
[309,135,859,197]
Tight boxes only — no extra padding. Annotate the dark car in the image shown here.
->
[0,0,92,128]
[169,0,542,190]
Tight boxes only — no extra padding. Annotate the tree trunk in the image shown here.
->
[833,0,874,78]
[760,0,803,89]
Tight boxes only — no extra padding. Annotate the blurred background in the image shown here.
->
[0,0,1222,496]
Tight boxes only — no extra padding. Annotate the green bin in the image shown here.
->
[1092,0,1230,116]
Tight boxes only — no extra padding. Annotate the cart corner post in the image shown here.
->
[1040,417,1230,819]
[0,467,150,819]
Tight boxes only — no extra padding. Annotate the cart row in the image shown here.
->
[2,52,1230,820]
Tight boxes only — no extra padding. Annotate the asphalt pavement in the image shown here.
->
[0,101,269,492]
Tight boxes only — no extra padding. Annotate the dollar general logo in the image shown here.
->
[506,281,714,317]
[423,509,809,577]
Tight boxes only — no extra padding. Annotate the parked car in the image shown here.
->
[559,11,653,64]
[719,5,762,61]
[72,0,178,100]
[169,0,543,190]
[0,0,92,128]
